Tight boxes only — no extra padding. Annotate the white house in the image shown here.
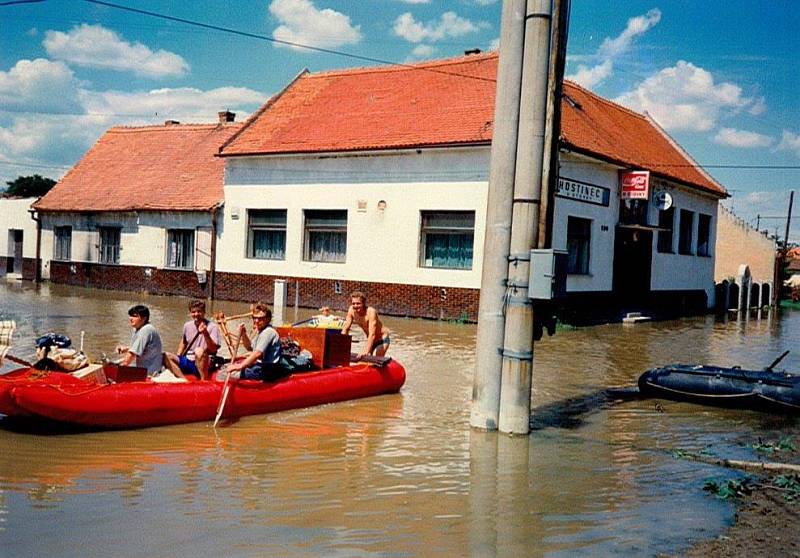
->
[0,197,38,280]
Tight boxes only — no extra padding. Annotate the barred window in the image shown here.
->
[419,211,474,269]
[657,207,675,253]
[166,229,194,269]
[54,226,71,261]
[303,210,347,263]
[98,226,121,264]
[247,209,287,260]
[567,216,591,274]
[678,209,694,255]
[697,214,711,256]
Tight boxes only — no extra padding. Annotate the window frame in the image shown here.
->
[656,207,675,253]
[53,225,72,261]
[419,210,475,270]
[678,209,694,255]
[697,213,712,257]
[246,209,287,261]
[566,216,591,275]
[165,228,195,269]
[98,226,121,265]
[302,209,348,264]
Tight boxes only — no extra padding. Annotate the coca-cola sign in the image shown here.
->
[620,170,650,200]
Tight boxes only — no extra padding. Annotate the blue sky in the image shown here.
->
[1,0,797,242]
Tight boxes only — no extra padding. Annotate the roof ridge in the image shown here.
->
[564,80,648,121]
[107,123,233,132]
[308,51,498,79]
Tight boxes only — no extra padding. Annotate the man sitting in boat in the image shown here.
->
[115,305,163,376]
[163,300,221,380]
[225,302,285,381]
[341,291,391,357]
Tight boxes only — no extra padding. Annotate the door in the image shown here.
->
[10,230,23,275]
[612,227,652,305]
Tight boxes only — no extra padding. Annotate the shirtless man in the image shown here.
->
[341,291,391,357]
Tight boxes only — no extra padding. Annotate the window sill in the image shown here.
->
[302,260,346,264]
[678,252,694,256]
[246,256,286,262]
[420,265,474,271]
[656,250,674,255]
[697,253,712,258]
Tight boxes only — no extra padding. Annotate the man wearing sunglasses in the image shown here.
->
[226,302,284,381]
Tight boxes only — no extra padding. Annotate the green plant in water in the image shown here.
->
[753,436,797,454]
[703,477,753,500]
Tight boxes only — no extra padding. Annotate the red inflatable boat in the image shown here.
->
[0,368,86,417]
[3,360,406,429]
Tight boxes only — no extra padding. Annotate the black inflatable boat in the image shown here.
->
[638,351,800,414]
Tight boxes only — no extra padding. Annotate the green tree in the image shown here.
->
[3,174,56,198]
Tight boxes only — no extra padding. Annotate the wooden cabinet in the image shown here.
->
[276,327,352,369]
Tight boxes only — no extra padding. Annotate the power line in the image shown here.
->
[81,0,496,84]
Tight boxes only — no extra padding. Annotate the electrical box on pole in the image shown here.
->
[528,249,567,300]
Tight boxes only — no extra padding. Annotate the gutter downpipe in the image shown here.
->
[470,0,526,431]
[209,205,219,301]
[28,207,42,283]
[497,0,553,435]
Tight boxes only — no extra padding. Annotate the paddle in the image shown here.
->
[350,353,392,367]
[765,350,791,372]
[213,368,233,428]
[3,354,33,367]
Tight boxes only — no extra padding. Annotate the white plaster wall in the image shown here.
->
[648,181,718,302]
[551,158,620,292]
[219,149,490,289]
[0,198,37,258]
[40,211,212,278]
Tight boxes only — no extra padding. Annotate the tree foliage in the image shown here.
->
[3,174,56,198]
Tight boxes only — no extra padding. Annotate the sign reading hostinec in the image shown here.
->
[556,177,611,207]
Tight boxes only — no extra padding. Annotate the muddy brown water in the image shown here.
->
[1,281,798,557]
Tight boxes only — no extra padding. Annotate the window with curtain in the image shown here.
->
[166,229,194,269]
[98,226,121,264]
[678,209,694,255]
[420,211,475,269]
[303,209,347,263]
[567,216,591,274]
[657,207,675,253]
[697,213,711,256]
[54,226,71,261]
[247,209,287,260]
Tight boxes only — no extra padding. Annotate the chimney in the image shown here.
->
[164,120,180,126]
[218,110,236,123]
[464,48,481,56]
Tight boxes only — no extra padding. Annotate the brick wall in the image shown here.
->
[715,205,777,283]
[48,261,480,321]
[0,256,36,279]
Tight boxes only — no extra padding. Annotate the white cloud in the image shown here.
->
[712,127,773,149]
[270,0,361,50]
[748,96,767,116]
[393,11,487,43]
[614,61,756,132]
[567,9,660,88]
[778,130,800,158]
[408,44,436,60]
[43,24,189,79]
[0,58,82,113]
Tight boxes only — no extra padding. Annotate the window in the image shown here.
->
[98,226,121,264]
[657,207,675,253]
[53,226,71,261]
[166,229,194,269]
[678,209,694,255]
[420,211,475,269]
[247,209,287,260]
[303,210,347,263]
[566,216,591,274]
[697,214,711,256]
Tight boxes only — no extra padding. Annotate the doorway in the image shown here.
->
[7,229,23,275]
[612,227,652,306]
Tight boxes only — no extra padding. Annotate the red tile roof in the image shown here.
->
[221,52,726,197]
[35,122,242,212]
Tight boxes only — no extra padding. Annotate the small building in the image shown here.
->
[0,197,38,280]
[214,52,727,321]
[32,113,241,297]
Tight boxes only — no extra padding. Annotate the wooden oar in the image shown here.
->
[213,369,232,428]
[3,354,33,367]
[350,353,392,366]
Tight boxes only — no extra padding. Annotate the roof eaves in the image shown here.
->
[220,140,493,158]
[218,68,311,157]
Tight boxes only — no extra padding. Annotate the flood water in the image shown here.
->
[1,281,798,557]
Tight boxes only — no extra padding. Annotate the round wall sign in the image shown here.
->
[653,191,673,211]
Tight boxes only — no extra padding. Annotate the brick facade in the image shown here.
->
[48,261,480,321]
[0,256,36,280]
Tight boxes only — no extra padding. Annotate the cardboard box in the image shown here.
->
[71,363,107,385]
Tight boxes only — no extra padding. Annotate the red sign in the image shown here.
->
[620,170,650,200]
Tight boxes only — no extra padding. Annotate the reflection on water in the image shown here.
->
[1,281,798,556]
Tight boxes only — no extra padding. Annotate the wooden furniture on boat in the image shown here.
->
[276,327,352,368]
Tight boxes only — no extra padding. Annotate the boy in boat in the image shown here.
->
[226,302,285,381]
[341,291,391,357]
[115,304,163,376]
[163,300,221,380]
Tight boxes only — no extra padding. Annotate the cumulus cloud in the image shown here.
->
[567,8,661,88]
[407,44,436,60]
[0,58,83,114]
[712,127,773,149]
[393,11,487,43]
[614,61,757,132]
[43,24,189,79]
[270,0,361,50]
[778,130,800,158]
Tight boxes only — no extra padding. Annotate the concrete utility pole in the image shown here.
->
[497,0,554,434]
[783,191,794,252]
[470,1,527,431]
